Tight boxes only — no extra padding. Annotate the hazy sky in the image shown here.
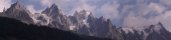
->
[1,0,171,32]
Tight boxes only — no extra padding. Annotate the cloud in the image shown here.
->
[32,13,52,25]
[122,2,165,27]
[40,0,72,8]
[120,1,171,32]
[99,1,119,20]
[68,0,96,16]
[27,5,36,14]
[160,11,171,32]
[75,0,95,11]
[0,0,11,12]
[26,5,42,13]
[69,25,76,30]
[41,0,53,7]
[160,0,171,6]
[123,13,162,28]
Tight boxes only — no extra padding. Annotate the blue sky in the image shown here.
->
[1,0,171,32]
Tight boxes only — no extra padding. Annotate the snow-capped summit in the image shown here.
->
[73,10,92,20]
[32,13,52,25]
[41,4,70,30]
[69,10,92,30]
[42,4,61,17]
[11,0,26,10]
[120,22,171,40]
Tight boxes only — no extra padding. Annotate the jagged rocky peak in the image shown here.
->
[70,10,93,26]
[40,4,70,30]
[148,22,164,29]
[42,3,61,16]
[10,0,25,10]
[50,4,59,10]
[121,22,167,34]
[80,10,91,16]
[120,22,166,34]
[73,9,93,20]
[88,12,93,17]
[3,8,5,12]
[0,8,5,15]
[77,10,92,15]
[73,11,79,16]
[145,22,166,32]
[74,10,92,16]
[106,19,114,27]
[107,19,111,23]
[1,0,33,24]
[6,0,29,13]
[157,22,165,29]
[121,22,171,40]
[99,16,107,21]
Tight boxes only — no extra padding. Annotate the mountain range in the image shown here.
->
[0,1,171,40]
[0,16,111,40]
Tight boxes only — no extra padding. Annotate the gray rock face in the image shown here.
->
[41,4,70,30]
[68,10,123,40]
[120,23,171,40]
[0,1,33,24]
[33,13,51,25]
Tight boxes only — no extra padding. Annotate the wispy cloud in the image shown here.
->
[122,2,165,27]
[27,5,36,14]
[0,0,11,12]
[160,11,171,32]
[26,5,42,13]
[99,1,119,20]
[119,0,171,32]
[41,0,53,7]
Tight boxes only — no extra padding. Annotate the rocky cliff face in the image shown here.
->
[120,22,171,40]
[41,4,70,30]
[0,1,33,24]
[68,10,123,40]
